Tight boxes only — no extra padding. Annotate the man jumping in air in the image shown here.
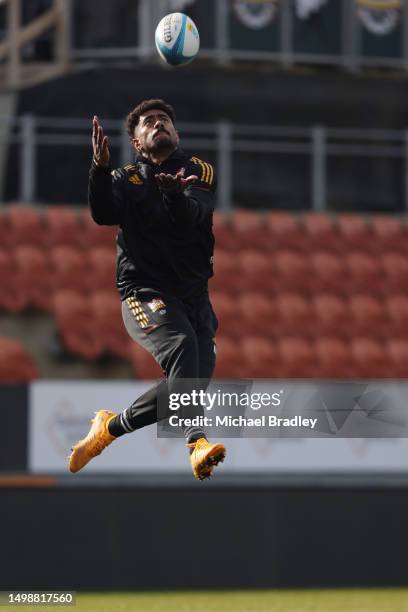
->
[69,99,226,480]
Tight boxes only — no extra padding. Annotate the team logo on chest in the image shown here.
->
[129,174,143,185]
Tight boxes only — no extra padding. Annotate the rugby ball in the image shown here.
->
[155,13,200,66]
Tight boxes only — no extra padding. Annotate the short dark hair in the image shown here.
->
[126,99,176,137]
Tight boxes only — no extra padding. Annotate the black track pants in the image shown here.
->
[117,288,218,443]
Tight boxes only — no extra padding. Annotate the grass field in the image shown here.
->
[5,589,408,611]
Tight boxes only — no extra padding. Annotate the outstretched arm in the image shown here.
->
[88,116,123,226]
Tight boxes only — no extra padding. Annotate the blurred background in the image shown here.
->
[2,0,408,600]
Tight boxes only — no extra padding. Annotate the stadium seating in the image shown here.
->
[303,212,340,253]
[348,294,389,339]
[315,337,354,378]
[385,295,408,338]
[387,339,408,377]
[230,209,269,251]
[209,249,241,293]
[311,294,349,338]
[79,209,118,248]
[309,252,346,295]
[50,246,90,293]
[14,246,53,311]
[7,206,45,249]
[371,215,406,254]
[53,290,103,359]
[210,292,242,338]
[44,206,82,248]
[336,214,373,253]
[0,248,26,313]
[128,341,163,379]
[0,337,38,382]
[344,252,383,296]
[274,250,310,294]
[88,247,117,292]
[350,338,390,378]
[240,336,280,378]
[278,337,317,378]
[381,253,408,294]
[2,206,408,380]
[238,250,275,294]
[237,292,276,337]
[274,293,312,337]
[89,290,133,359]
[265,211,307,252]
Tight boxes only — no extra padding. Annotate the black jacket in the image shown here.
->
[88,148,216,300]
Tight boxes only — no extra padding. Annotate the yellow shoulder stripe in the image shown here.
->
[191,157,214,185]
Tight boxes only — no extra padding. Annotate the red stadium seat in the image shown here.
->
[209,249,242,294]
[372,215,407,254]
[210,292,242,338]
[385,295,408,338]
[44,206,82,248]
[238,293,276,337]
[7,206,45,248]
[230,209,268,251]
[274,293,313,337]
[0,337,39,382]
[50,246,90,293]
[240,336,280,378]
[309,252,346,295]
[89,290,131,359]
[303,212,340,253]
[387,339,408,377]
[79,209,118,248]
[277,337,317,378]
[350,338,390,378]
[128,341,163,379]
[213,336,243,378]
[336,214,373,253]
[381,253,408,295]
[274,250,310,294]
[53,290,103,359]
[315,337,354,379]
[238,250,275,295]
[311,294,349,339]
[14,246,53,311]
[212,212,237,251]
[348,294,390,340]
[344,252,384,296]
[265,211,307,252]
[88,247,117,292]
[0,249,25,313]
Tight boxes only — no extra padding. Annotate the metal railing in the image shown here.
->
[3,115,408,212]
[68,0,408,73]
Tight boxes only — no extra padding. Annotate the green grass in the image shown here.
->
[5,589,408,612]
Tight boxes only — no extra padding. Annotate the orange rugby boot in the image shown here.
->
[188,437,226,481]
[69,410,117,473]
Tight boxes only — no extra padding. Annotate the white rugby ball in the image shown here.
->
[155,13,200,66]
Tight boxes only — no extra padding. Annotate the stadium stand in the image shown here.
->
[0,206,408,379]
[0,336,38,382]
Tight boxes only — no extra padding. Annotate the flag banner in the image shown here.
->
[356,0,402,35]
[233,0,279,29]
[296,0,328,19]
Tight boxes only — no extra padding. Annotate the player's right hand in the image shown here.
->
[92,115,110,167]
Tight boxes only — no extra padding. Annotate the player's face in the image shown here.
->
[133,109,179,156]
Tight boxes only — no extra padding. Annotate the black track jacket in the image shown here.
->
[88,148,216,300]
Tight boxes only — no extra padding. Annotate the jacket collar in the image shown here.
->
[135,147,185,167]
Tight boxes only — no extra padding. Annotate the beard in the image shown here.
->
[150,132,175,153]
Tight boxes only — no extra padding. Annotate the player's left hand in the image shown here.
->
[155,168,198,193]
